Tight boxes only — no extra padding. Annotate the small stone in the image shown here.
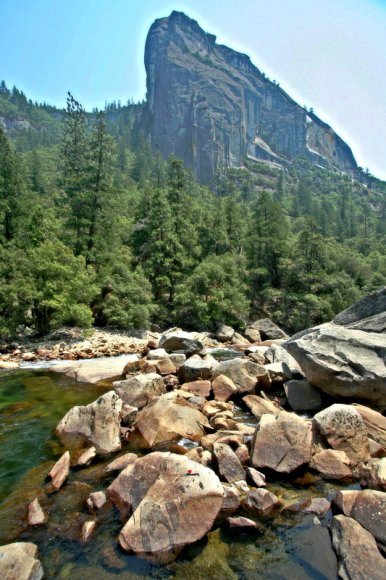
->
[246,467,266,487]
[105,452,138,473]
[243,488,281,512]
[87,491,106,510]
[49,451,70,490]
[226,516,264,534]
[81,520,96,542]
[77,446,97,467]
[28,498,46,526]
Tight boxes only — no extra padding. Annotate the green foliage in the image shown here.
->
[0,84,385,338]
[174,253,249,329]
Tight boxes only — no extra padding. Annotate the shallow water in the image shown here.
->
[0,369,344,578]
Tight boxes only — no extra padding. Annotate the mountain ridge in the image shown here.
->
[143,11,357,183]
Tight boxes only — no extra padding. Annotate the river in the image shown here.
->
[0,367,345,578]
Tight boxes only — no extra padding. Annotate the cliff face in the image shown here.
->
[144,11,357,183]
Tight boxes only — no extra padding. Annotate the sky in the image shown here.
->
[0,0,385,179]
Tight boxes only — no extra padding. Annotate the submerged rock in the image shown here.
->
[0,542,44,580]
[27,498,46,526]
[108,452,223,560]
[55,391,123,455]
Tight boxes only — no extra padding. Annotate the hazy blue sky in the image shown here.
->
[1,0,385,179]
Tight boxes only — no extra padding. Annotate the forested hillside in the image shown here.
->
[0,83,385,339]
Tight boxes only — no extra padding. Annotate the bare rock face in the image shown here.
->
[108,452,223,560]
[55,391,123,455]
[285,323,386,407]
[144,13,357,184]
[313,404,370,466]
[250,412,312,473]
[113,373,165,408]
[331,515,386,580]
[133,394,209,447]
[0,542,44,580]
[212,358,270,395]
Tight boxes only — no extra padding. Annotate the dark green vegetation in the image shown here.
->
[0,81,385,337]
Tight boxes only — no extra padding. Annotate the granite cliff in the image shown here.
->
[144,11,357,184]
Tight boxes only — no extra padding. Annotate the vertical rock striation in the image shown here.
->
[144,11,357,184]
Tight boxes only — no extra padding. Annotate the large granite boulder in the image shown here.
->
[212,358,270,395]
[179,358,215,383]
[333,286,386,333]
[108,452,223,560]
[313,404,370,465]
[249,319,288,340]
[158,331,203,354]
[242,394,283,419]
[50,354,138,384]
[113,373,165,408]
[331,515,386,580]
[0,542,44,580]
[285,323,386,407]
[250,411,312,473]
[55,391,123,455]
[132,394,209,447]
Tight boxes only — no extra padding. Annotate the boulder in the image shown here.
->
[242,394,283,419]
[113,373,165,408]
[213,442,245,483]
[152,359,177,376]
[311,449,352,480]
[0,542,44,580]
[249,318,288,340]
[244,328,261,343]
[181,380,211,398]
[251,412,312,473]
[264,344,301,373]
[331,515,386,580]
[246,467,266,487]
[242,489,281,513]
[48,451,70,490]
[55,391,123,455]
[286,497,330,516]
[158,332,203,354]
[333,286,386,333]
[216,324,235,343]
[133,394,210,447]
[353,458,386,491]
[147,348,169,360]
[350,490,386,549]
[313,404,370,465]
[50,354,138,384]
[169,353,186,367]
[285,323,386,407]
[265,362,292,383]
[284,379,322,412]
[220,486,241,515]
[212,358,270,395]
[179,358,215,383]
[352,404,386,447]
[108,452,223,560]
[211,374,237,402]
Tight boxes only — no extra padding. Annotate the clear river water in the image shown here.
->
[0,367,345,579]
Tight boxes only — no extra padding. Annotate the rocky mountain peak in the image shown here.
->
[144,12,357,184]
